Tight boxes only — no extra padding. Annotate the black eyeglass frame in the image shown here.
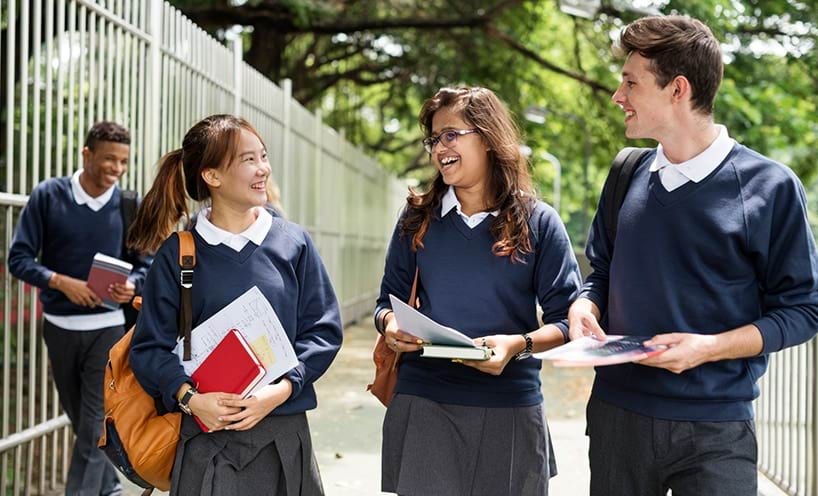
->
[422,128,479,154]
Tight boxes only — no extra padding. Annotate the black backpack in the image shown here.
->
[119,190,140,329]
[601,147,652,244]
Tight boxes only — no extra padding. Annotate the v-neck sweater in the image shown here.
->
[581,144,818,421]
[376,201,582,407]
[131,220,343,413]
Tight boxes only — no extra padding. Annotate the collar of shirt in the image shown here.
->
[71,169,116,211]
[194,206,273,252]
[649,125,736,190]
[440,186,498,229]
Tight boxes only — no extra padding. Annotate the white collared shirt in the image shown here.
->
[650,125,736,192]
[71,169,116,211]
[441,186,498,229]
[195,207,273,252]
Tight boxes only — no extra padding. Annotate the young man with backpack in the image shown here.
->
[8,121,152,496]
[568,15,818,495]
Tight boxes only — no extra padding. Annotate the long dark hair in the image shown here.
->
[402,87,536,262]
[127,114,266,254]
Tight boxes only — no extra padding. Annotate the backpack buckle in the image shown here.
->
[180,269,193,288]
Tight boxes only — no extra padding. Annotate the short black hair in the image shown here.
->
[84,121,131,149]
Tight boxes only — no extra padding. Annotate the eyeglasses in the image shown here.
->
[422,129,478,154]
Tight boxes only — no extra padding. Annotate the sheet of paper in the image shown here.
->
[389,294,475,347]
[174,286,298,396]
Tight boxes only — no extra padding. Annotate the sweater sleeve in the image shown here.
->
[8,184,54,288]
[130,234,191,412]
[533,205,583,338]
[578,188,614,316]
[283,230,343,399]
[747,171,818,354]
[373,211,415,329]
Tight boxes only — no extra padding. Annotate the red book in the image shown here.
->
[86,253,133,310]
[191,329,266,432]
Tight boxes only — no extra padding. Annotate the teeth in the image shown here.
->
[440,156,459,165]
[625,110,635,117]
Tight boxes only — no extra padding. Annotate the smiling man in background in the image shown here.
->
[8,122,151,496]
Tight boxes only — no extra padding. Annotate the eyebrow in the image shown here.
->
[430,126,457,136]
[238,148,266,158]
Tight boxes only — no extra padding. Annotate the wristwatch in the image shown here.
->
[178,386,197,415]
[514,333,533,361]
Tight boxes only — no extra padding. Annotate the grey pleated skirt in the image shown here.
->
[170,413,323,496]
[382,394,557,496]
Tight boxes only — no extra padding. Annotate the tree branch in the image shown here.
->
[181,3,519,34]
[484,25,615,94]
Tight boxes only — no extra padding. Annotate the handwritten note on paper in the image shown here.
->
[173,286,298,396]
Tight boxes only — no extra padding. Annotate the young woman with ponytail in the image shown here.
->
[374,87,582,495]
[128,114,342,496]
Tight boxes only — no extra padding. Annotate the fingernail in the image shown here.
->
[218,417,223,422]
[416,339,423,345]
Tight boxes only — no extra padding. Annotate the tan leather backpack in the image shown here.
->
[98,231,195,493]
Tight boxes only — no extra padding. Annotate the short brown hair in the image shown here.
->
[84,121,130,149]
[615,15,723,115]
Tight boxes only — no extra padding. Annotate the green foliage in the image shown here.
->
[166,0,818,244]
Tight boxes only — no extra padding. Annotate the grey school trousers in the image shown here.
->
[43,319,125,496]
[586,396,757,496]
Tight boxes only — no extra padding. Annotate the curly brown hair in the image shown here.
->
[401,87,536,262]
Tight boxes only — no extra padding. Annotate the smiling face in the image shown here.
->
[205,129,270,212]
[80,141,130,196]
[611,52,676,141]
[429,106,490,191]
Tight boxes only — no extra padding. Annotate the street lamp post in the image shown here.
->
[523,106,591,241]
[540,151,562,216]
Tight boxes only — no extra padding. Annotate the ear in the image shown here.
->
[670,75,691,105]
[81,147,92,166]
[201,168,221,188]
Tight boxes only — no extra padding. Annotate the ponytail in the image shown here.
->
[126,149,188,254]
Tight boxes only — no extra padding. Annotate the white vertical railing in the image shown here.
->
[757,338,817,496]
[0,0,405,493]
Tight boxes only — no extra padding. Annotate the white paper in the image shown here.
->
[174,286,298,396]
[389,294,475,347]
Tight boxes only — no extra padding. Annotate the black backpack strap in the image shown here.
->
[119,190,139,258]
[177,231,196,361]
[602,147,651,244]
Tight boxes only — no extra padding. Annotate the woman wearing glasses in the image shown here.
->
[374,87,582,495]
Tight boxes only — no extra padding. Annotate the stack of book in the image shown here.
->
[86,253,133,310]
[191,329,266,432]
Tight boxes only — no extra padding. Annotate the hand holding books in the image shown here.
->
[389,295,491,361]
[86,253,134,309]
[190,329,266,432]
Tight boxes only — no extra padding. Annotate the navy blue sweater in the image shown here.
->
[375,201,582,407]
[581,145,818,421]
[7,177,151,316]
[130,220,343,414]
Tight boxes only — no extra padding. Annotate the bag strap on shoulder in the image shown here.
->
[177,231,196,361]
[119,190,138,258]
[602,147,651,244]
